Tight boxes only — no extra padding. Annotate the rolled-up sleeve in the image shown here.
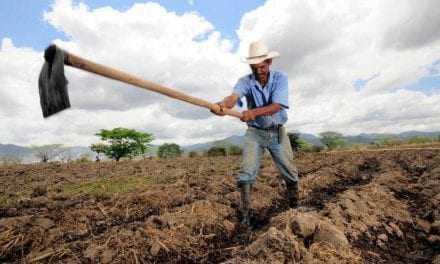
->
[233,77,249,107]
[272,73,289,109]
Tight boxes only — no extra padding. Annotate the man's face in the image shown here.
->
[250,59,272,84]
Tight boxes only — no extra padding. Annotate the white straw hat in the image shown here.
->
[243,41,280,64]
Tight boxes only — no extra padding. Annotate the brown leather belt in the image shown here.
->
[248,124,283,131]
[248,124,284,143]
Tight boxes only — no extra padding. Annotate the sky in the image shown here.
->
[1,0,440,147]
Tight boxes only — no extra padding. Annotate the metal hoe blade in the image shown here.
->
[38,45,70,118]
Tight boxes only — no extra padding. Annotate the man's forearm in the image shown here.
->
[221,94,239,108]
[251,103,281,117]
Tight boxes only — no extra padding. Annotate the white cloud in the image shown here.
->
[43,0,243,112]
[237,0,440,135]
[0,0,247,147]
[382,0,440,50]
[1,0,440,148]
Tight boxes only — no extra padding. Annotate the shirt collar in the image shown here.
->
[251,70,273,89]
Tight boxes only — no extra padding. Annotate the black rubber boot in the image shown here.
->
[286,181,299,208]
[240,183,252,226]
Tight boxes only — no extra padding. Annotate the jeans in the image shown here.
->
[237,126,299,186]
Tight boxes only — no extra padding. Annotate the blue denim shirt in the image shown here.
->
[233,70,289,128]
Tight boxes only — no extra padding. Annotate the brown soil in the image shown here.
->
[0,149,439,263]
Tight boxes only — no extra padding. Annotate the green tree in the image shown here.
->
[207,146,226,157]
[93,128,153,161]
[227,145,243,155]
[297,138,313,152]
[157,143,182,158]
[319,131,346,150]
[91,143,107,161]
[407,136,433,144]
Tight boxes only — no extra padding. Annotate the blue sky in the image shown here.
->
[406,75,440,95]
[354,61,440,93]
[1,0,265,51]
[1,0,440,146]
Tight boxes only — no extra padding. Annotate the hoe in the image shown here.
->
[38,44,242,119]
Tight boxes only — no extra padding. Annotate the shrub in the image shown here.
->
[319,131,346,150]
[207,146,226,157]
[76,154,91,163]
[373,137,403,148]
[407,136,434,144]
[297,138,313,152]
[157,143,182,158]
[188,151,199,158]
[227,145,243,155]
[311,145,324,152]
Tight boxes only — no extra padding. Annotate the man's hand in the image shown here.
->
[211,95,239,117]
[240,110,256,122]
[210,102,226,116]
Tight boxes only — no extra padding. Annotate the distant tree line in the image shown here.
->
[3,127,440,165]
[288,131,440,153]
[183,145,243,158]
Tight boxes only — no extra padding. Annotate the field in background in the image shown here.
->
[0,147,439,263]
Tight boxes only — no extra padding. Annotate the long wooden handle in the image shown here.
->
[64,52,242,119]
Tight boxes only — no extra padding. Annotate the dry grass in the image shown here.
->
[62,174,177,197]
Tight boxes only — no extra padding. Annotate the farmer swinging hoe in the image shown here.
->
[38,42,300,228]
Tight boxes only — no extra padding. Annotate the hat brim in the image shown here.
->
[242,51,280,64]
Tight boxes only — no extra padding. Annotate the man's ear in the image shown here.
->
[265,59,273,65]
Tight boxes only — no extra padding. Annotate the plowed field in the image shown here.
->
[1,149,439,263]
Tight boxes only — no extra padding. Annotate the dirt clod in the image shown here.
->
[31,186,47,197]
[313,221,349,250]
[34,217,54,230]
[431,221,440,234]
[291,212,320,239]
[101,248,116,264]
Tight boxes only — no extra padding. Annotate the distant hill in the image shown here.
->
[344,131,440,145]
[0,144,34,162]
[398,130,440,139]
[182,130,440,152]
[0,144,32,157]
[1,130,439,162]
[0,145,97,163]
[183,135,246,152]
[0,144,159,164]
[297,133,322,146]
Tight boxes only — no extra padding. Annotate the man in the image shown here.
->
[212,41,299,226]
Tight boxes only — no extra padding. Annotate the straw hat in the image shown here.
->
[243,41,280,64]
